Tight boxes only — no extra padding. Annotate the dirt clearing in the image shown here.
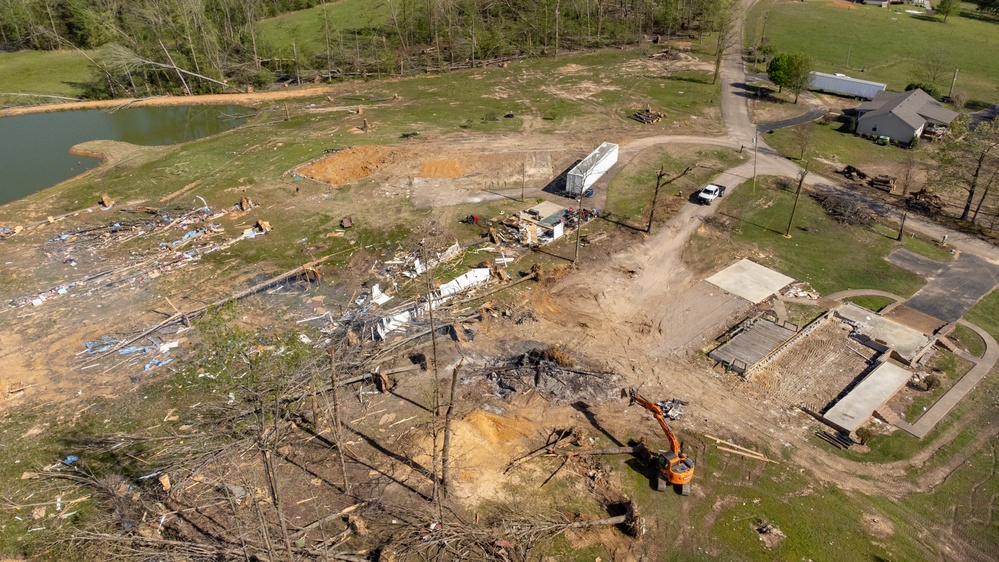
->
[297,145,400,185]
[418,160,467,178]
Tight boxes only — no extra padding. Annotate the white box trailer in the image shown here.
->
[566,142,619,196]
[809,72,886,100]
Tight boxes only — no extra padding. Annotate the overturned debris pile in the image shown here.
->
[809,192,873,226]
[906,189,944,214]
[483,347,619,402]
[837,165,868,181]
[630,109,665,124]
[869,174,896,193]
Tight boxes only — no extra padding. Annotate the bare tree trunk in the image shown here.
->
[554,0,560,57]
[328,347,350,491]
[971,168,999,224]
[440,357,464,497]
[292,38,301,86]
[262,398,294,560]
[160,40,192,95]
[422,243,442,515]
[321,0,333,70]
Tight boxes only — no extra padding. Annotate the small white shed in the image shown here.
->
[566,142,619,196]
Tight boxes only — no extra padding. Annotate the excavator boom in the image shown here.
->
[628,390,682,455]
[629,388,695,494]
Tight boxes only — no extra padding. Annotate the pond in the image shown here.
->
[0,105,250,206]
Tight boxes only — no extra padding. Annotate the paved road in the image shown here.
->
[757,105,828,133]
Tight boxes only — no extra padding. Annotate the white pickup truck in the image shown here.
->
[696,184,726,205]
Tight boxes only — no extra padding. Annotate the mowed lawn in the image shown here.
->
[747,0,999,104]
[688,175,926,297]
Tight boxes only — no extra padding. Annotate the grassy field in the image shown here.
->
[686,175,926,297]
[256,0,390,61]
[0,50,96,106]
[747,0,999,105]
[764,119,920,176]
[605,145,747,226]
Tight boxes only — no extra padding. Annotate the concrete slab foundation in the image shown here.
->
[835,303,932,363]
[824,362,912,433]
[706,259,795,304]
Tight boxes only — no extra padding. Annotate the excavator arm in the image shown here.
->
[629,389,682,455]
[629,388,695,495]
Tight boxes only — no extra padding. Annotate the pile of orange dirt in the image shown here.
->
[298,145,399,185]
[417,159,467,178]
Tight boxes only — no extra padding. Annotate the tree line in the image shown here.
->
[0,0,736,99]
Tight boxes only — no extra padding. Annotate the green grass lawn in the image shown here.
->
[950,323,986,357]
[966,287,999,341]
[845,295,896,312]
[747,0,999,105]
[256,0,390,61]
[764,120,918,176]
[605,145,747,226]
[688,175,926,297]
[904,350,973,420]
[0,50,96,106]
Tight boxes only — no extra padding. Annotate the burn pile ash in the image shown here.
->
[481,347,619,402]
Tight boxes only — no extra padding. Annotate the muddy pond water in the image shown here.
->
[0,105,249,206]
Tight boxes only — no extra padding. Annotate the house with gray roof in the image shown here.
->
[855,89,958,144]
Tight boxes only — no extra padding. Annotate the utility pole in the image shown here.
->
[752,134,759,193]
[785,162,809,238]
[573,187,584,264]
[949,68,959,99]
[647,166,666,233]
[521,160,526,202]
[759,14,769,49]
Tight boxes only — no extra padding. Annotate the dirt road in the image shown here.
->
[0,85,338,117]
[542,0,999,502]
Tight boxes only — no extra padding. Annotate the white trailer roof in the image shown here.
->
[811,72,887,88]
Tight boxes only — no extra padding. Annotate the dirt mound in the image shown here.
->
[298,145,398,186]
[417,159,467,178]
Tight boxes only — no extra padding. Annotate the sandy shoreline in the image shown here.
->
[0,85,337,117]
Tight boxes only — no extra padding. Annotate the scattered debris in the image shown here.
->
[706,435,779,464]
[782,282,819,300]
[906,189,944,214]
[754,521,786,549]
[482,349,619,402]
[837,164,869,181]
[870,174,897,193]
[100,194,115,208]
[809,192,873,226]
[340,216,354,228]
[630,109,665,124]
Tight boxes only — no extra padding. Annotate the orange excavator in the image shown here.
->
[629,388,695,496]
